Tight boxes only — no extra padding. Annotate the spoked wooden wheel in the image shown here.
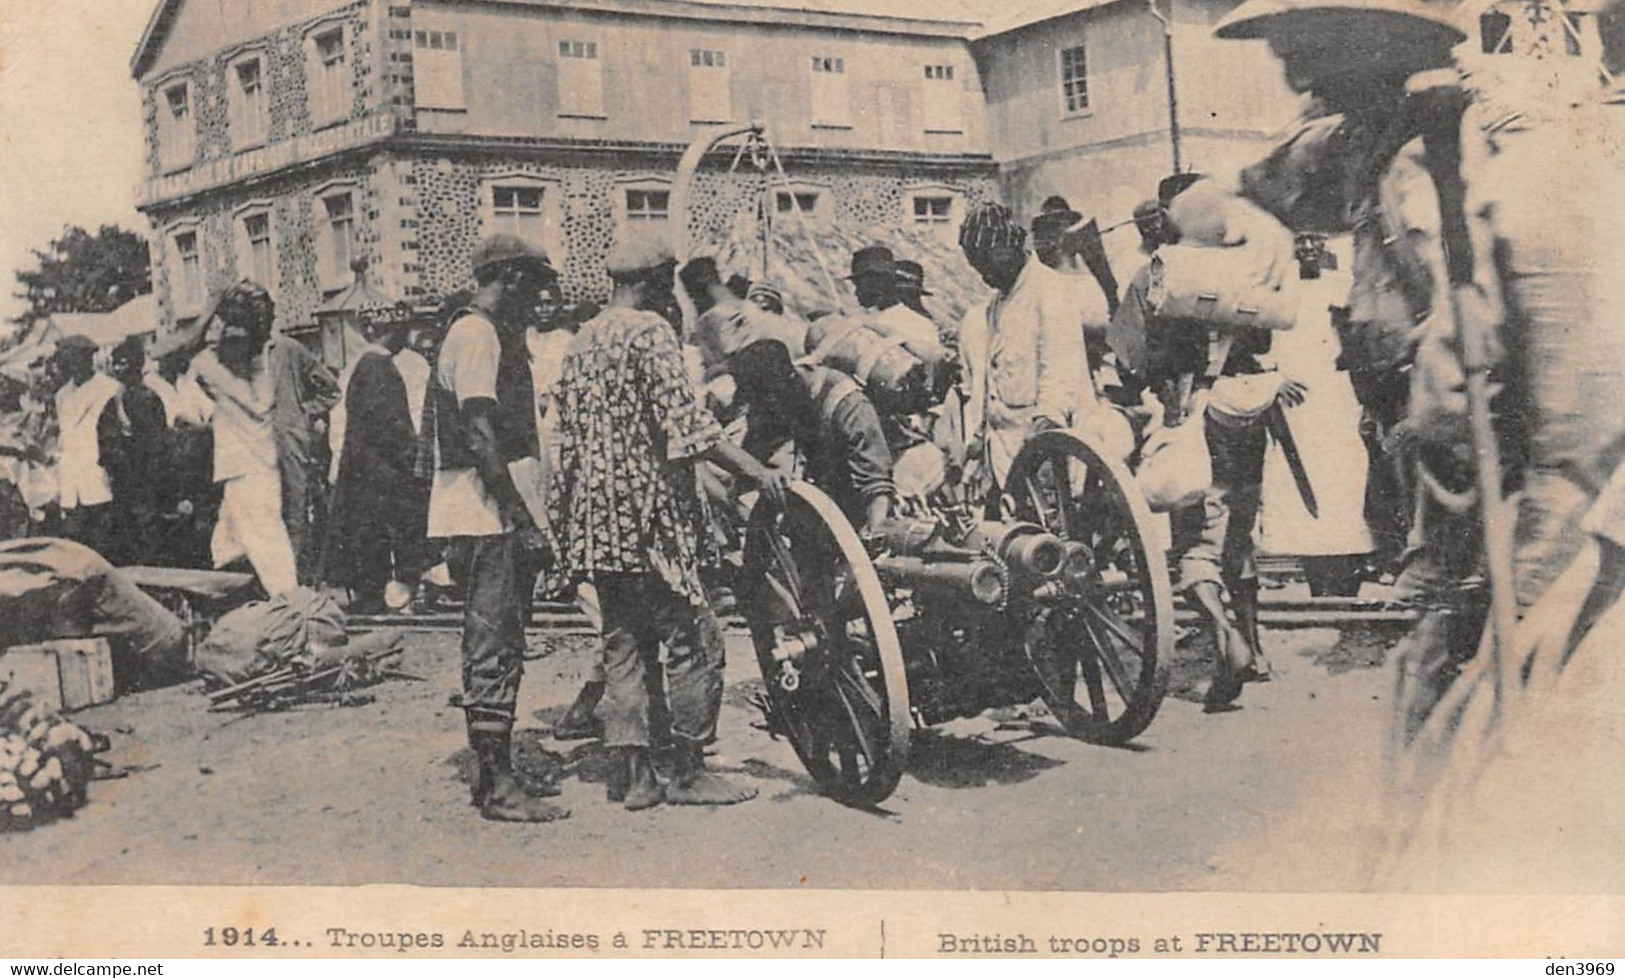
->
[1007,428,1173,744]
[742,482,911,805]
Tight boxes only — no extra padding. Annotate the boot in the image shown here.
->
[552,680,606,741]
[665,741,758,806]
[1229,579,1272,682]
[469,729,570,823]
[1190,582,1250,710]
[608,746,663,811]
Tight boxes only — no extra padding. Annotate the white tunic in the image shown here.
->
[53,372,122,509]
[960,257,1095,486]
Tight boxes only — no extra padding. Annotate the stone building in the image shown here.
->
[131,0,1303,335]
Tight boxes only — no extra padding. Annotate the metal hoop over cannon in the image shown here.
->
[741,426,1173,806]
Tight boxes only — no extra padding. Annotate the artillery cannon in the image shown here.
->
[742,427,1173,806]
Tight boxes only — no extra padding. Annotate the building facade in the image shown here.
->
[132,0,1010,334]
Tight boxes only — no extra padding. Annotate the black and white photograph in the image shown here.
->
[1,0,1623,958]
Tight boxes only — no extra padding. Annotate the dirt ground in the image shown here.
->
[0,618,1401,891]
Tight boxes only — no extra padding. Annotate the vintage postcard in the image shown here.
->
[1,0,1622,961]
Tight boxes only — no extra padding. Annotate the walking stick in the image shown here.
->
[1413,74,1515,721]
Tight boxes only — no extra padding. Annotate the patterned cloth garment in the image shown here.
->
[550,305,723,607]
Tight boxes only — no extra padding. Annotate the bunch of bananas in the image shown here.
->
[0,680,95,830]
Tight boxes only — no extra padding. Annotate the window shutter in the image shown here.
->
[922,65,962,133]
[414,29,467,110]
[688,51,731,122]
[810,56,850,127]
[557,41,605,117]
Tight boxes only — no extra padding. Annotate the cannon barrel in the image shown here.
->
[873,555,1005,605]
[975,521,1066,578]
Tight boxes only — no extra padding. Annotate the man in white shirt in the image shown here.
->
[957,202,1095,497]
[423,233,567,823]
[186,282,300,598]
[51,335,123,554]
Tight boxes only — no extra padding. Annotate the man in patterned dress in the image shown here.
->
[551,231,787,811]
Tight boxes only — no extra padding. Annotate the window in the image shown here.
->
[479,175,565,265]
[158,81,195,172]
[228,57,268,149]
[906,186,963,236]
[922,63,962,134]
[810,55,851,128]
[235,209,276,290]
[776,191,820,214]
[308,27,350,127]
[557,39,604,117]
[492,185,545,232]
[414,27,466,110]
[688,48,731,123]
[1060,43,1089,115]
[171,229,204,316]
[625,188,670,222]
[315,187,358,291]
[913,196,954,225]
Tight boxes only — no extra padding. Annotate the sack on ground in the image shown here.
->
[197,586,347,686]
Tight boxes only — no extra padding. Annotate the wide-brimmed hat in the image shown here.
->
[894,259,933,297]
[1215,0,1466,47]
[1031,195,1083,236]
[847,245,896,280]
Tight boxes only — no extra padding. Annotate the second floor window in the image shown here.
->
[689,49,731,123]
[1060,43,1089,115]
[309,28,350,127]
[557,39,605,118]
[922,63,962,134]
[158,82,195,172]
[810,55,851,128]
[625,189,669,222]
[173,231,203,313]
[229,58,268,149]
[415,27,467,110]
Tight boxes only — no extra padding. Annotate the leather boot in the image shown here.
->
[469,728,570,823]
[1190,582,1250,710]
[666,740,758,806]
[1229,579,1271,682]
[552,680,606,741]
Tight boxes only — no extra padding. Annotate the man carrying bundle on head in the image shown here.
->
[1209,0,1625,740]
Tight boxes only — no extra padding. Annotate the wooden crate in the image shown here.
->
[0,638,115,714]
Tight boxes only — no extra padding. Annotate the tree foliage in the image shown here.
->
[12,224,152,329]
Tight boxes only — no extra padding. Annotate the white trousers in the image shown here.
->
[212,469,299,597]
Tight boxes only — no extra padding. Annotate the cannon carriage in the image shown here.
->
[741,427,1174,806]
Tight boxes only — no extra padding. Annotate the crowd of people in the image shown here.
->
[2,0,1620,834]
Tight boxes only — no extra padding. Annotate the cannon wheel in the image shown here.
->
[1008,428,1173,745]
[742,482,911,806]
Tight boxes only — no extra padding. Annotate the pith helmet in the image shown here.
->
[1215,0,1466,47]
